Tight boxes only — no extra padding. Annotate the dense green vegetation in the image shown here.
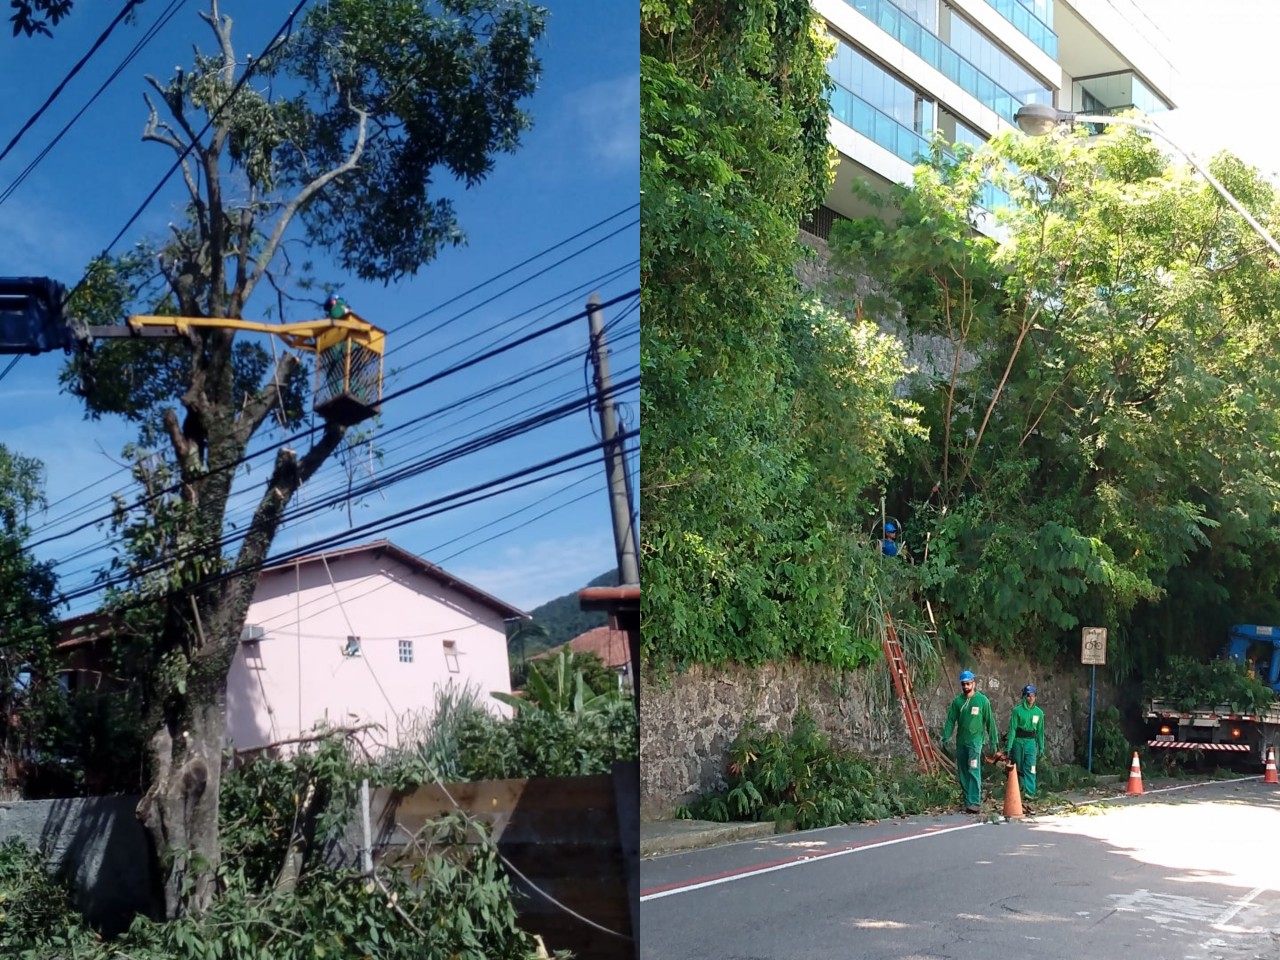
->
[643,8,1280,682]
[0,685,633,957]
[641,0,921,671]
[831,129,1280,678]
[1144,656,1276,714]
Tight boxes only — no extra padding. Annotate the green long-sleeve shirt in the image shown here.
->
[1006,699,1045,752]
[943,690,998,747]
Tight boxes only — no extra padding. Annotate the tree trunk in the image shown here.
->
[137,691,227,917]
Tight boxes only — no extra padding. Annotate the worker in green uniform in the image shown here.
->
[942,670,999,813]
[1006,684,1045,799]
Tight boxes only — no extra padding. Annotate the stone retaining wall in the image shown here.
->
[639,652,1117,820]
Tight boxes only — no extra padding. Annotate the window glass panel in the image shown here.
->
[945,9,1051,106]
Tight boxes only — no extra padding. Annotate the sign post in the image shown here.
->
[1081,627,1108,772]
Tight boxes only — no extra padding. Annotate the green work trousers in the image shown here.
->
[955,740,984,807]
[1010,739,1038,798]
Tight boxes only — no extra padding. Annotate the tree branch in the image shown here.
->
[234,352,300,445]
[240,102,369,306]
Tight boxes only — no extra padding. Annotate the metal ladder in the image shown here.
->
[883,612,953,775]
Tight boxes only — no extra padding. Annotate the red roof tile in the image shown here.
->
[557,625,632,670]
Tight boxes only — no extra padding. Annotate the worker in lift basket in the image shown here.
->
[1006,684,1045,799]
[942,670,998,813]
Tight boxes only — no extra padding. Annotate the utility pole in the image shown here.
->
[586,292,640,585]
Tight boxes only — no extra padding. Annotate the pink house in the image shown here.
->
[227,540,526,752]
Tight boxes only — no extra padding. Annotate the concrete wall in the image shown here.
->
[639,652,1118,820]
[0,795,153,934]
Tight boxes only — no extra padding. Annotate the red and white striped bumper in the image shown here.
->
[1147,740,1250,751]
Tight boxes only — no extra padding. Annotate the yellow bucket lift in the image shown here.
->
[93,313,386,427]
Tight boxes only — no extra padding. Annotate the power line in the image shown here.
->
[49,350,636,584]
[0,0,147,166]
[54,374,638,604]
[0,0,189,208]
[4,439,624,649]
[25,289,636,556]
[384,204,636,336]
[32,251,637,538]
[249,459,627,634]
[54,433,628,613]
[387,218,638,357]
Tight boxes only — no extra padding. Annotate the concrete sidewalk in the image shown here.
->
[641,818,775,858]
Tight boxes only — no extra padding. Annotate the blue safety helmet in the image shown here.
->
[884,520,897,533]
[959,670,975,683]
[1023,684,1037,695]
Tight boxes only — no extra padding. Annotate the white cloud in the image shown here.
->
[563,73,639,172]
[451,529,617,611]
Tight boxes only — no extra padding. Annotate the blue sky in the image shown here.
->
[0,0,639,615]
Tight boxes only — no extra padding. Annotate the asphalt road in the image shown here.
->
[640,779,1280,960]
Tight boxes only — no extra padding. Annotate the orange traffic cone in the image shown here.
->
[1126,751,1144,795]
[1264,746,1279,785]
[1003,762,1023,819]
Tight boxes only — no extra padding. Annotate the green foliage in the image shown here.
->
[1075,705,1130,775]
[9,0,74,38]
[0,839,96,955]
[371,680,636,785]
[643,0,924,672]
[1034,761,1098,795]
[453,699,638,781]
[1146,656,1276,714]
[0,734,558,959]
[495,648,619,714]
[0,447,70,795]
[523,649,621,706]
[278,0,546,282]
[829,124,1280,677]
[377,683,492,788]
[684,711,953,829]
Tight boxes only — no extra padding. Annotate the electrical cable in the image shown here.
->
[46,353,633,583]
[53,375,638,604]
[24,289,636,555]
[31,255,636,535]
[41,329,637,583]
[384,203,636,335]
[0,0,147,166]
[52,433,626,613]
[27,263,636,541]
[0,0,188,208]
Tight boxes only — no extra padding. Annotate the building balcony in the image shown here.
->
[980,0,1057,57]
[829,83,1010,214]
[842,0,1030,124]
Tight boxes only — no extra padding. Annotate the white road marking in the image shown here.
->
[640,822,984,902]
[1212,886,1267,929]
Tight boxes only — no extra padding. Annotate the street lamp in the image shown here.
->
[1012,103,1280,261]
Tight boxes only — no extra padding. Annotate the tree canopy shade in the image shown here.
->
[641,0,922,671]
[830,126,1280,674]
[59,0,545,918]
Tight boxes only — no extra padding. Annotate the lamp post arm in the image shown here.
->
[1074,113,1280,261]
